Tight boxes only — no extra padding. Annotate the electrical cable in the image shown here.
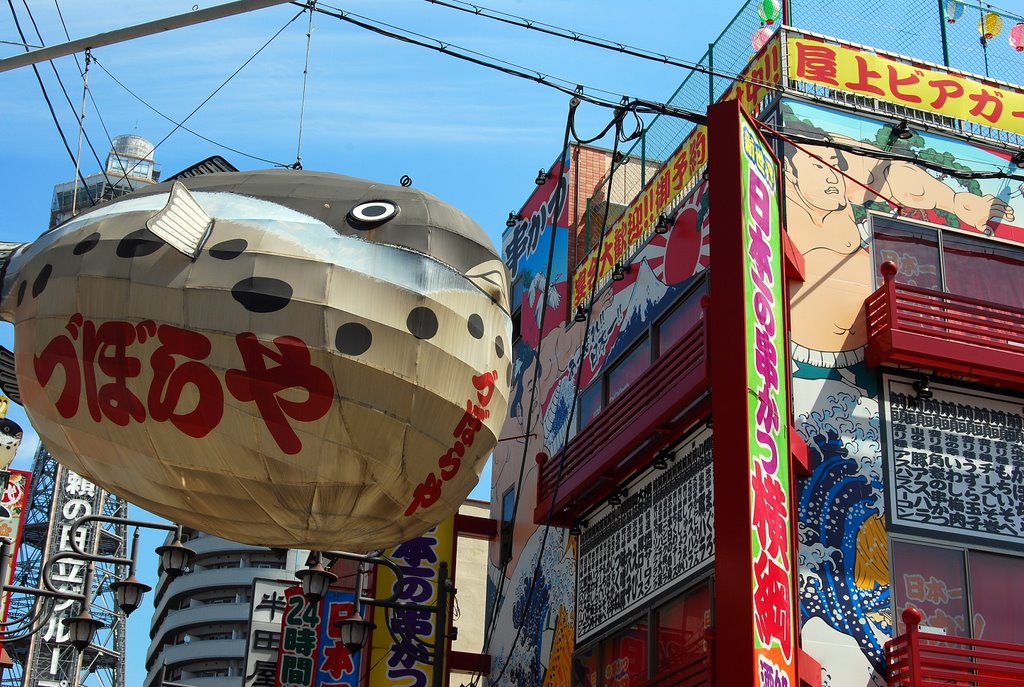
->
[466,97,578,685]
[45,0,134,192]
[423,0,784,97]
[6,0,96,207]
[90,57,289,169]
[293,0,316,169]
[476,103,635,687]
[95,5,307,183]
[308,2,708,125]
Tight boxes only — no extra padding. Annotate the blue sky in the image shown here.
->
[2,0,746,682]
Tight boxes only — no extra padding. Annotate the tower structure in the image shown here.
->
[0,134,159,687]
[49,133,159,228]
[1,446,128,687]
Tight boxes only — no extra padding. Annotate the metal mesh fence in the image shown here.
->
[578,0,1024,262]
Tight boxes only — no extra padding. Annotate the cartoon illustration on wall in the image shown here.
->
[490,174,711,686]
[784,99,1024,685]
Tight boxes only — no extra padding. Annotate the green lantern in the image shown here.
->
[758,0,782,25]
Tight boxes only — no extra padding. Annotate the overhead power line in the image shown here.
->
[308,2,708,125]
[423,0,782,96]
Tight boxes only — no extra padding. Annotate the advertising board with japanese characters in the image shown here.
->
[787,31,1024,136]
[576,427,713,643]
[0,469,30,623]
[368,516,455,687]
[882,375,1024,546]
[571,32,782,310]
[245,579,291,687]
[25,459,106,687]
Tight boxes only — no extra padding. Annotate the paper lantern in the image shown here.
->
[0,170,511,551]
[752,26,774,51]
[1010,22,1024,50]
[757,0,782,25]
[979,12,1004,40]
[945,0,964,24]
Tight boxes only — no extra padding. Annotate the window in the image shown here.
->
[657,281,706,355]
[606,338,650,405]
[572,580,711,686]
[196,632,233,641]
[872,215,1024,310]
[204,595,236,605]
[892,540,1024,643]
[251,561,284,569]
[500,487,515,567]
[577,276,706,430]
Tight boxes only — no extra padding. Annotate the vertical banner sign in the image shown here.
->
[315,590,360,687]
[709,100,796,687]
[0,470,31,622]
[277,587,321,687]
[368,517,456,687]
[27,462,107,687]
[245,579,291,687]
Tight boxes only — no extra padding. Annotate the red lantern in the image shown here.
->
[1010,22,1024,51]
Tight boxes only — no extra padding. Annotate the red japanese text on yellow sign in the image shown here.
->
[788,35,1024,136]
[572,36,781,309]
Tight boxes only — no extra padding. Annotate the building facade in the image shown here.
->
[144,529,306,687]
[489,5,1024,687]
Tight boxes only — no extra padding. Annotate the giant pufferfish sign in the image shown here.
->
[0,170,511,551]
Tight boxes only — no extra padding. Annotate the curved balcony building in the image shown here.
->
[143,529,307,687]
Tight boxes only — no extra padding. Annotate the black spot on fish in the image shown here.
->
[117,229,162,258]
[32,264,52,298]
[73,232,100,255]
[495,335,505,359]
[210,239,248,260]
[468,314,484,339]
[507,362,512,383]
[231,277,292,313]
[407,307,438,340]
[336,323,372,356]
[16,281,26,307]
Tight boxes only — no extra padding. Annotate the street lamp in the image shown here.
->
[295,551,454,687]
[295,552,337,601]
[0,513,195,653]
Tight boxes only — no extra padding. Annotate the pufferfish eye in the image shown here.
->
[348,200,399,228]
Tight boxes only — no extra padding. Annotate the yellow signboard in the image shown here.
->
[573,34,782,308]
[367,516,456,687]
[787,34,1024,136]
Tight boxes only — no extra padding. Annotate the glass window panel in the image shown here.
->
[607,338,651,405]
[571,646,599,687]
[968,550,1024,643]
[872,218,942,290]
[892,541,968,637]
[601,620,649,685]
[942,232,1024,310]
[658,283,706,353]
[578,382,603,430]
[656,582,711,676]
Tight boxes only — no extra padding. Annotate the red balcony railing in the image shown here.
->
[865,261,1024,389]
[534,315,710,526]
[886,608,1024,687]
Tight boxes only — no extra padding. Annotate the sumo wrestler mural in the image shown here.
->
[0,169,510,551]
[783,99,1022,685]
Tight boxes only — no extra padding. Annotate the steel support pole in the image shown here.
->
[0,0,294,73]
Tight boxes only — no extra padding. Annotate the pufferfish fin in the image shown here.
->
[0,345,21,406]
[145,181,214,260]
[465,259,511,314]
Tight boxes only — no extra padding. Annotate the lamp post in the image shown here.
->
[296,550,454,687]
[0,515,196,654]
